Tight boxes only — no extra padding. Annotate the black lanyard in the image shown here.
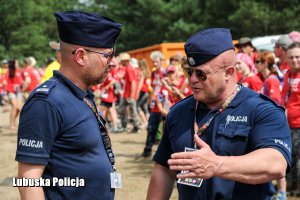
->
[284,71,292,107]
[193,85,241,149]
[83,97,116,168]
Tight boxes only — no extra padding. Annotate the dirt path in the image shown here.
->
[0,111,178,200]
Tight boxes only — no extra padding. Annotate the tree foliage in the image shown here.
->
[0,0,299,65]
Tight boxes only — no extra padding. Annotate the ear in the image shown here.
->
[225,66,235,77]
[73,48,87,66]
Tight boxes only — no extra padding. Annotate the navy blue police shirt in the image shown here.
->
[16,71,114,200]
[154,86,292,200]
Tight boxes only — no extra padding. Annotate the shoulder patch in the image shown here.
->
[23,80,57,106]
[35,80,57,95]
[26,80,57,102]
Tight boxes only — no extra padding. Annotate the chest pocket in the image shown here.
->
[216,124,251,156]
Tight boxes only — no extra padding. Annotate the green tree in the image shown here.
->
[1,0,299,61]
[0,0,84,65]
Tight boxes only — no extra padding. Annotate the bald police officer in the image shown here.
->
[147,28,292,200]
[16,11,122,200]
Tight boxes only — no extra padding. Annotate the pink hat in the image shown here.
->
[289,31,300,43]
[236,53,257,73]
[167,65,177,73]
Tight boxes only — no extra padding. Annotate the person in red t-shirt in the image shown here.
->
[255,51,286,198]
[3,60,23,129]
[118,53,140,133]
[0,71,4,132]
[273,35,293,78]
[281,42,300,194]
[178,57,193,98]
[234,37,257,68]
[0,70,4,104]
[158,66,182,115]
[98,71,121,133]
[136,59,151,129]
[255,52,281,104]
[142,50,165,157]
[235,53,263,93]
[161,65,186,103]
[22,57,41,98]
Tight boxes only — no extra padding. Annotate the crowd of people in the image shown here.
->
[0,10,299,200]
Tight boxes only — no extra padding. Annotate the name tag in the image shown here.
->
[177,147,203,188]
[110,172,122,189]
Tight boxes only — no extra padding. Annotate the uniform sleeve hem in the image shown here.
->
[15,154,49,165]
[153,155,170,169]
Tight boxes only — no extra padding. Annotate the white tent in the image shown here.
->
[251,34,286,52]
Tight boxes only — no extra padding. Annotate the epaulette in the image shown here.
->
[23,80,57,107]
[36,81,56,94]
[27,80,57,101]
[35,80,57,95]
[259,93,284,111]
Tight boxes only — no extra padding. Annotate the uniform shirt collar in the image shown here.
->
[53,70,94,100]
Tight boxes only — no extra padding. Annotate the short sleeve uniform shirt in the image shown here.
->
[16,71,114,200]
[154,86,291,200]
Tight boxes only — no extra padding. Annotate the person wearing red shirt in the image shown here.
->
[99,71,121,133]
[0,70,4,104]
[255,51,286,199]
[22,57,41,98]
[234,37,258,68]
[142,50,165,157]
[255,52,281,104]
[136,59,151,129]
[273,35,293,78]
[281,43,300,195]
[118,53,140,133]
[3,60,23,129]
[235,53,263,93]
[178,57,193,98]
[0,72,4,132]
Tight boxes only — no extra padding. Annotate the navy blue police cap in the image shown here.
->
[54,11,122,48]
[185,28,234,67]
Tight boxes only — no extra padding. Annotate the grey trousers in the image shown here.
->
[118,98,140,128]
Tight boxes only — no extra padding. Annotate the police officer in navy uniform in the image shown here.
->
[146,28,292,200]
[16,11,122,200]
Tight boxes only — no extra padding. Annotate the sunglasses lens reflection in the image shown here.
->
[195,70,206,81]
[185,68,207,81]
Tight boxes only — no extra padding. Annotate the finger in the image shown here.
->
[171,151,195,159]
[168,158,194,166]
[169,164,195,171]
[171,152,185,159]
[177,172,198,179]
[194,134,209,148]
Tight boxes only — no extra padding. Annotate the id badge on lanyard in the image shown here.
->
[177,147,203,188]
[110,168,122,189]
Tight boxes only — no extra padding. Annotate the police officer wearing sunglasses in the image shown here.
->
[16,11,122,200]
[147,28,291,200]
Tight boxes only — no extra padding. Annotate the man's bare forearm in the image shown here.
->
[147,163,176,200]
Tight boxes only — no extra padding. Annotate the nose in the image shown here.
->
[108,57,118,67]
[189,71,199,83]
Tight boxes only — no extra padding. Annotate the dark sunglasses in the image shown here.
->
[183,66,226,81]
[274,45,281,49]
[183,67,207,81]
[255,59,263,64]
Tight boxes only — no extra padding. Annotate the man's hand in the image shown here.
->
[168,134,221,180]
